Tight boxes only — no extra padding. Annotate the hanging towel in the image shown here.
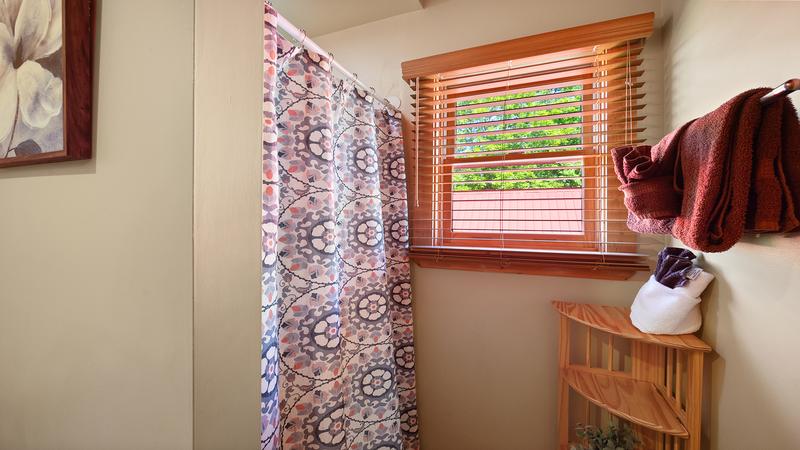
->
[746,99,800,232]
[612,123,691,233]
[612,88,800,252]
[612,145,682,219]
[630,271,714,335]
[779,102,800,231]
[674,89,769,251]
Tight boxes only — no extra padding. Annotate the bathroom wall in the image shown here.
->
[0,1,195,448]
[663,1,800,448]
[193,0,264,448]
[314,1,663,448]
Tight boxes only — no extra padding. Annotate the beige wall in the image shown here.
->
[314,1,661,448]
[0,0,195,449]
[664,1,800,448]
[193,0,263,448]
[410,268,648,450]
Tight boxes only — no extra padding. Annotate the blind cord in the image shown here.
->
[500,61,513,251]
[415,76,420,208]
[624,41,633,145]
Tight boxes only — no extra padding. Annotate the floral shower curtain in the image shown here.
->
[261,5,418,450]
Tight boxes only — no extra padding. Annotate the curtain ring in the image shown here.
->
[327,51,337,75]
[299,28,307,48]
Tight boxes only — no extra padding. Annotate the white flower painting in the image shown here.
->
[0,0,64,160]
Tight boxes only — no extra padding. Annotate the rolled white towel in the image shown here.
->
[630,271,714,335]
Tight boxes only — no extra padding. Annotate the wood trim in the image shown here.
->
[411,248,647,280]
[412,254,640,280]
[0,0,94,169]
[435,91,600,253]
[401,13,654,80]
[64,0,94,163]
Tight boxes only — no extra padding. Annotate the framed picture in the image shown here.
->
[0,0,94,168]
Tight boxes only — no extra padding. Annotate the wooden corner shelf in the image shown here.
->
[562,367,688,437]
[554,301,711,450]
[552,301,711,352]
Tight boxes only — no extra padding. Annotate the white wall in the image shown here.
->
[664,1,800,448]
[193,0,264,448]
[0,1,195,448]
[315,1,662,448]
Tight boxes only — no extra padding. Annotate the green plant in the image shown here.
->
[569,423,641,450]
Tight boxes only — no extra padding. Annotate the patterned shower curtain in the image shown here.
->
[261,5,418,450]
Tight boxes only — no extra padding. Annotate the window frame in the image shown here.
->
[438,83,599,253]
[401,13,655,279]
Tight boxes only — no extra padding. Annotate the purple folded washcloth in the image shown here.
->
[654,247,696,288]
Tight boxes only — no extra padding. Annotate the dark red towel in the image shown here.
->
[747,100,786,231]
[611,88,800,252]
[612,145,681,219]
[612,123,690,231]
[672,89,769,252]
[780,102,800,232]
[747,99,800,232]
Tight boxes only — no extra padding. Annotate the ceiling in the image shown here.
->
[271,0,425,37]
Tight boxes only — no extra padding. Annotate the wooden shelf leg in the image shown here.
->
[558,315,570,449]
[685,351,704,450]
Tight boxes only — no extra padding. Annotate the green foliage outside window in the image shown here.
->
[452,86,585,191]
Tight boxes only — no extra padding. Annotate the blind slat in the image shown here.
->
[411,82,644,114]
[417,55,644,94]
[423,43,644,88]
[412,68,644,104]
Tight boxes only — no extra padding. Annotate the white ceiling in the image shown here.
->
[272,0,425,37]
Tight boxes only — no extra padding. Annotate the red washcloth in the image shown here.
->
[612,124,689,230]
[611,138,683,220]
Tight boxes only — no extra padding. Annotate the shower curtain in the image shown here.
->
[261,5,418,450]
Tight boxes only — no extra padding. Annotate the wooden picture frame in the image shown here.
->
[0,0,94,168]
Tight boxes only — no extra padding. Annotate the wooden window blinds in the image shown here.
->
[401,13,655,279]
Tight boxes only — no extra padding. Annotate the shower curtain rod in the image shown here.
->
[275,12,399,111]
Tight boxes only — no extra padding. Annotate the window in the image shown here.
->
[401,13,654,279]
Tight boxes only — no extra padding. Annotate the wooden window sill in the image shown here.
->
[409,247,648,281]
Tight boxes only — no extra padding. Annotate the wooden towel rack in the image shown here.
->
[760,78,800,105]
